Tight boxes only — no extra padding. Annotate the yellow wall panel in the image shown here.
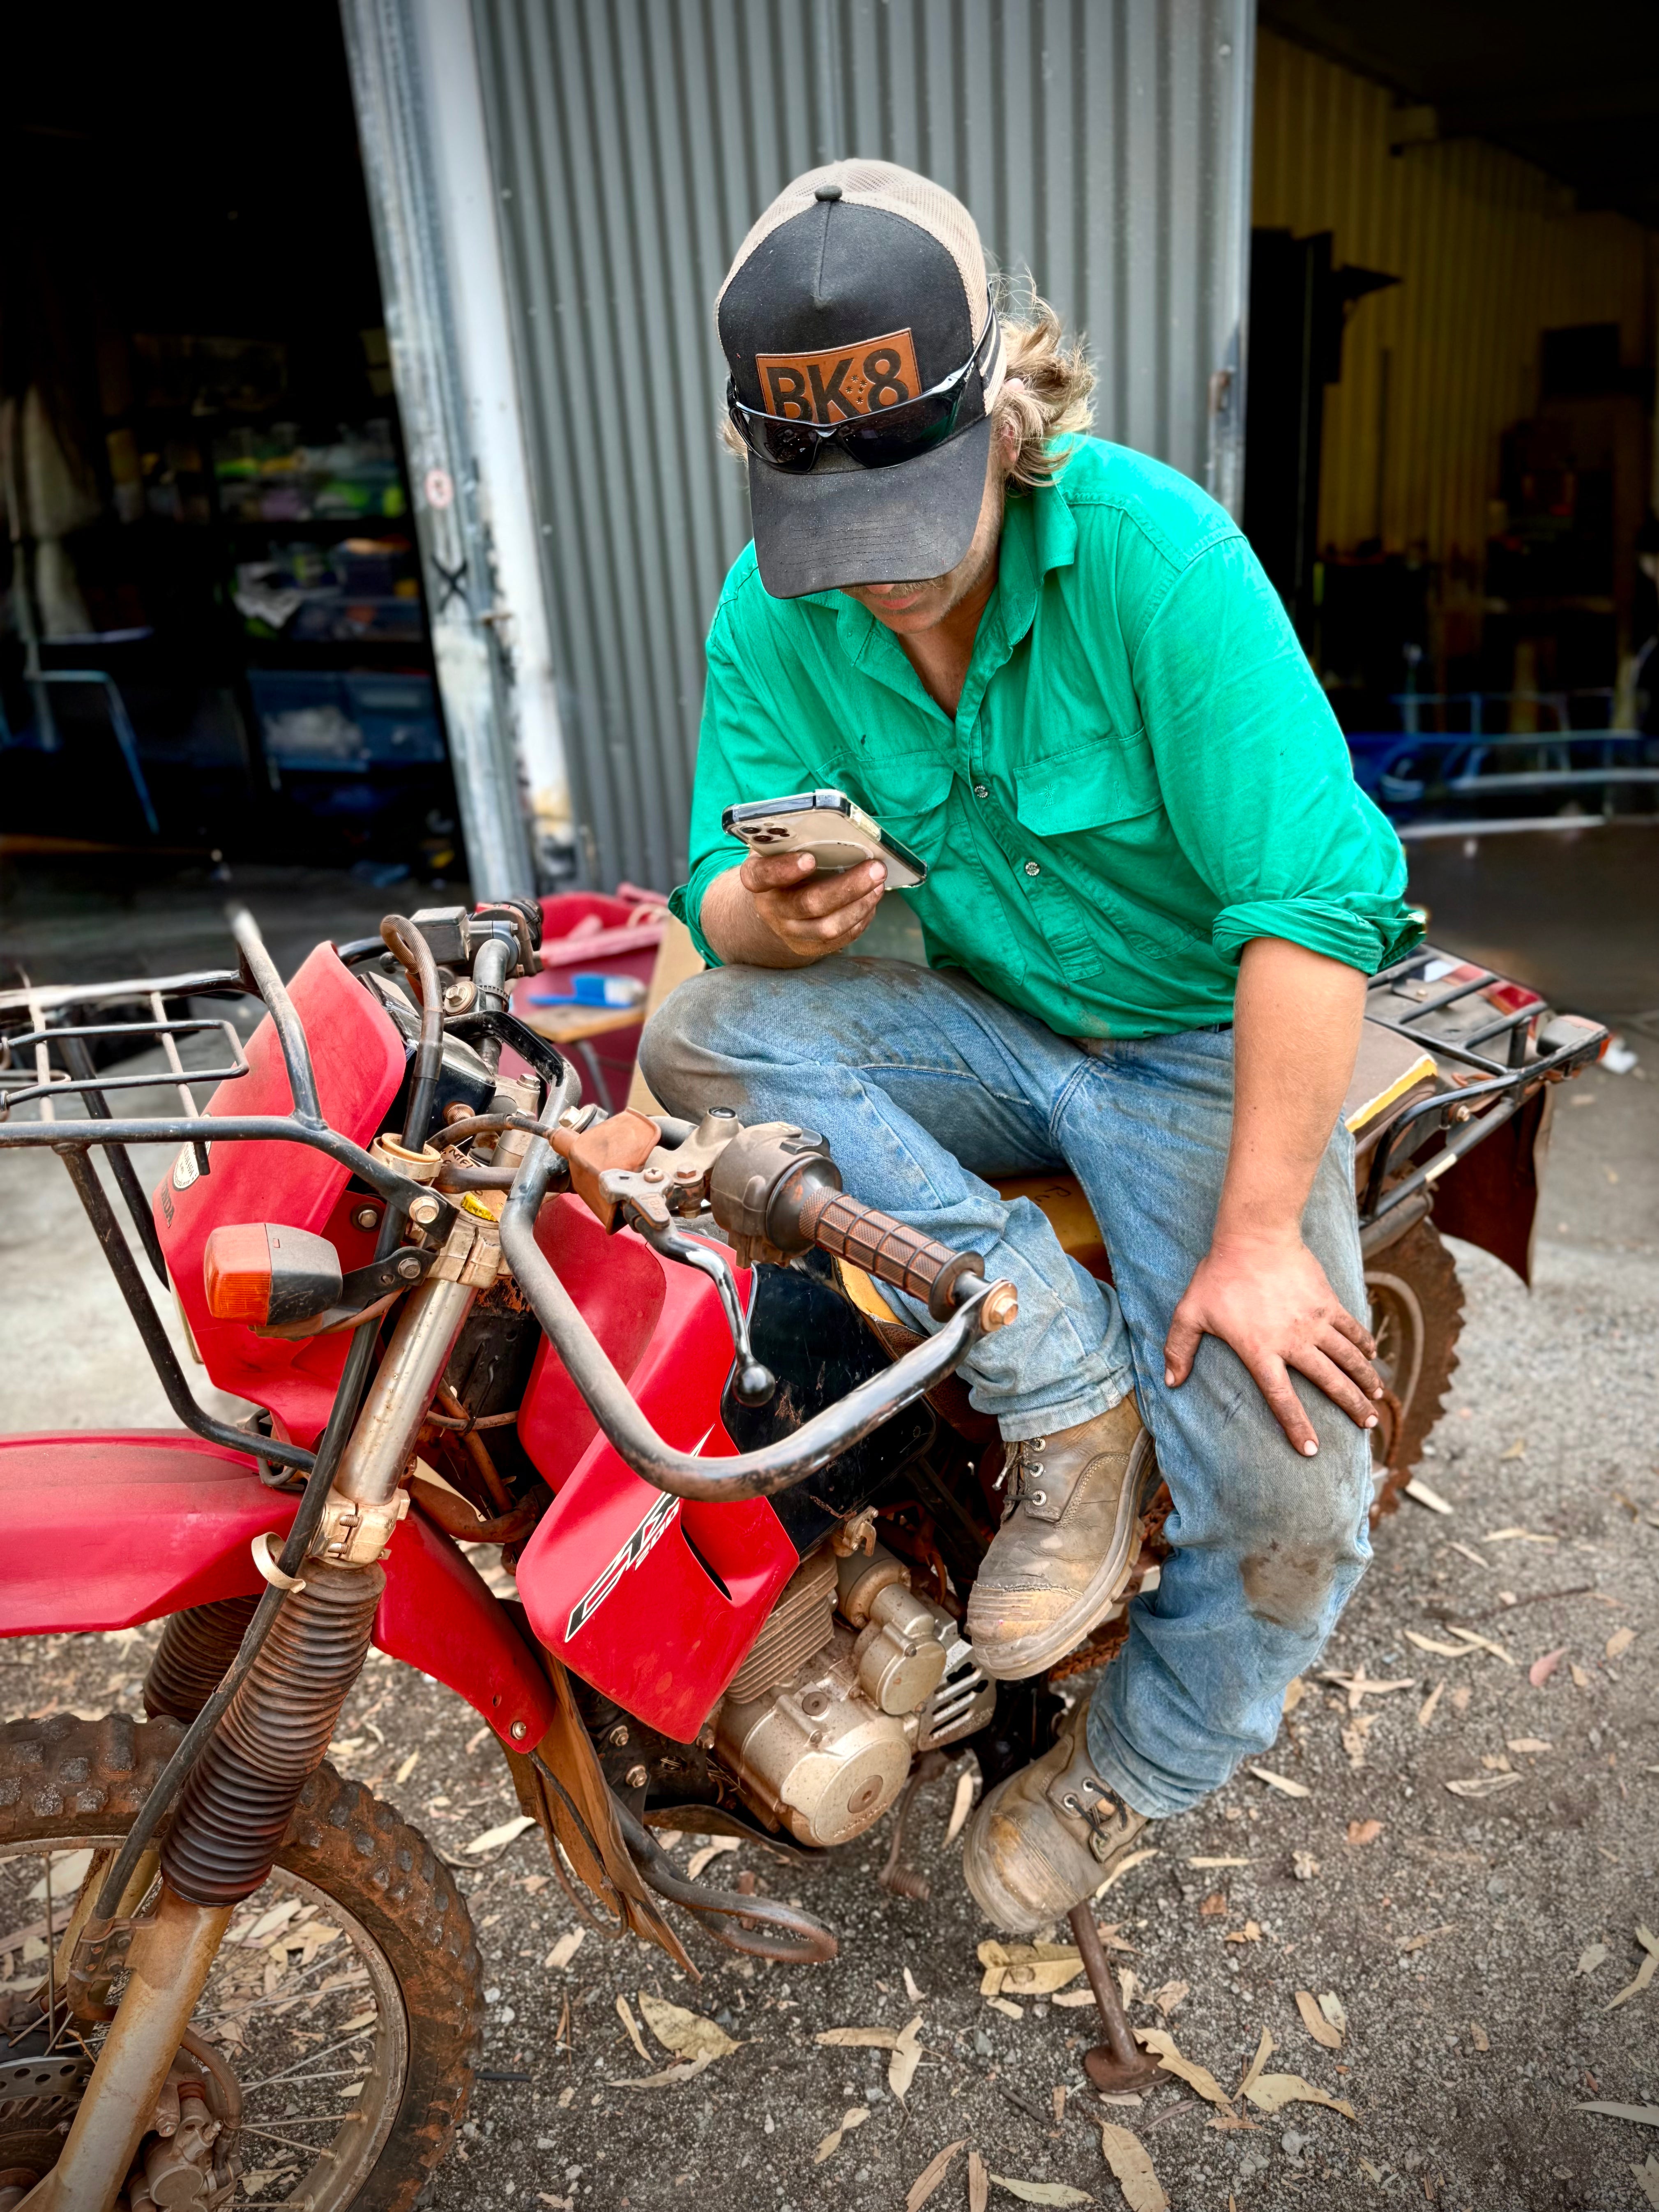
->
[1253,30,1656,580]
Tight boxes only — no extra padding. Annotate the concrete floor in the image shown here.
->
[2,845,1656,2210]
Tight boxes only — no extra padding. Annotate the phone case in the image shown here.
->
[722,788,928,890]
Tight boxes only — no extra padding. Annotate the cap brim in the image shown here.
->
[747,415,993,599]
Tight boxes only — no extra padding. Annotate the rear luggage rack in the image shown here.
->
[1359,943,1608,1227]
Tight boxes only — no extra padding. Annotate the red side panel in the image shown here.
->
[514,1219,797,1744]
[0,1432,555,1750]
[154,946,408,1445]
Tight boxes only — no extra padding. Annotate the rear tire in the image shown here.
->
[1364,1217,1464,1525]
[0,1711,483,2212]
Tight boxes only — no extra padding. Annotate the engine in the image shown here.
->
[713,1541,993,1848]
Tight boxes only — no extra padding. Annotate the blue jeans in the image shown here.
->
[639,956,1373,1817]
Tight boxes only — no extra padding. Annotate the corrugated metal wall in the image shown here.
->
[471,0,1253,892]
[1254,28,1657,582]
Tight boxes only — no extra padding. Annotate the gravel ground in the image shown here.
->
[2,1030,1655,2211]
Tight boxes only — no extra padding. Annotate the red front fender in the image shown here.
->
[0,1431,557,1750]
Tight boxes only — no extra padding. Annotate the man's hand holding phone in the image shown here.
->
[740,848,887,958]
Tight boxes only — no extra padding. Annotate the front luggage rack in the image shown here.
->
[1358,942,1608,1226]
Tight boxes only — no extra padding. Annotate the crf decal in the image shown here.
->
[754,327,923,422]
[565,1490,682,1640]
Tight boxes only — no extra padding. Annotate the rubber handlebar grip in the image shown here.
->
[797,1186,984,1323]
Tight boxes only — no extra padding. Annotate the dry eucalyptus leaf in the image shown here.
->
[685,1836,742,1880]
[1152,1981,1191,2018]
[1607,1627,1638,1661]
[989,2179,1093,2205]
[1188,1856,1251,1869]
[394,1750,419,1784]
[906,2140,966,2211]
[889,2012,925,2099]
[1405,1632,1478,1659]
[1098,2122,1168,2212]
[637,1990,739,2062]
[1238,2027,1274,2099]
[1133,2027,1231,2109]
[1575,2102,1659,2127]
[1318,1993,1347,2035]
[1054,1991,1102,2009]
[463,1813,537,1855]
[1245,2074,1357,2121]
[1570,1663,1592,1690]
[813,2106,871,2165]
[1398,1925,1456,1954]
[544,1929,585,1972]
[608,2052,714,2091]
[1578,1943,1609,1976]
[1607,1926,1659,2011]
[1445,1773,1525,1798]
[816,2025,901,2050]
[615,1993,650,2063]
[987,1995,1025,2021]
[1507,1737,1552,1754]
[1282,1676,1306,1714]
[904,1967,926,2002]
[946,1767,977,1845]
[1224,1924,1262,1945]
[1295,1990,1341,2049]
[1346,1820,1384,1846]
[1095,1848,1160,1895]
[1446,1625,1514,1665]
[1003,1959,1088,1996]
[1199,1892,1228,1917]
[1469,2021,1489,2051]
[1417,1681,1446,1728]
[1247,1766,1311,1798]
[1403,1478,1453,1514]
[969,2150,991,2212]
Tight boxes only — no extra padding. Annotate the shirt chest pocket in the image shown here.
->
[1014,726,1162,840]
[828,749,956,865]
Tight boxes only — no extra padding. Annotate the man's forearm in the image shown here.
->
[1214,936,1366,1248]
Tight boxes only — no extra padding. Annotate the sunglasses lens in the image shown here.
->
[839,391,963,469]
[748,414,820,473]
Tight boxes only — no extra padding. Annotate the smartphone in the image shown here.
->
[721,788,927,890]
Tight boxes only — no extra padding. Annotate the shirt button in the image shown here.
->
[973,783,989,799]
[1024,860,1041,877]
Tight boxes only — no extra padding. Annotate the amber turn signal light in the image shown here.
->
[203,1223,343,1327]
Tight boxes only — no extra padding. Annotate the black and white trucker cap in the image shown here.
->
[718,159,1005,599]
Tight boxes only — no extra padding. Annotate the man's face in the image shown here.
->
[838,433,1008,635]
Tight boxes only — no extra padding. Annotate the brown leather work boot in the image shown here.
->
[962,1703,1149,1933]
[965,1396,1156,1681]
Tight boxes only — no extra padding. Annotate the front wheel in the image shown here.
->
[0,1712,482,2212]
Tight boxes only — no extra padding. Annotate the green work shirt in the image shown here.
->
[670,436,1419,1039]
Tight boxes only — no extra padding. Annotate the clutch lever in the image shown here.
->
[628,1213,776,1407]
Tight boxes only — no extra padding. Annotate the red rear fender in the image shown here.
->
[0,1432,555,1750]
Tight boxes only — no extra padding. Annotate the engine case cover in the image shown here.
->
[715,1624,915,1848]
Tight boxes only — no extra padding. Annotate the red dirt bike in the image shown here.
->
[0,898,1604,2210]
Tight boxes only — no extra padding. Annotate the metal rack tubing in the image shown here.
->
[228,905,324,1127]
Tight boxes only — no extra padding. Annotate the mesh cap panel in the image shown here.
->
[718,159,989,337]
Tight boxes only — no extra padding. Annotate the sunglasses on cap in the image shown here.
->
[727,294,1000,475]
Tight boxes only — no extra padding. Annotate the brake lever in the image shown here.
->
[629,1213,776,1407]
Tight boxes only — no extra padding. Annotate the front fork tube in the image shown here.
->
[20,1892,234,2212]
[33,1271,478,2211]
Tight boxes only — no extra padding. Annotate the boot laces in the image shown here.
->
[1000,1436,1048,1516]
[1060,1774,1120,1860]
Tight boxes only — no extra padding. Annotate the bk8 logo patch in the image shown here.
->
[754,326,923,422]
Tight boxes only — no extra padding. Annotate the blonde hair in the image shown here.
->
[990,279,1095,486]
[718,276,1094,486]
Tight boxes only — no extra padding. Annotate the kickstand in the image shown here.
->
[1067,1900,1163,2093]
[878,1751,948,1900]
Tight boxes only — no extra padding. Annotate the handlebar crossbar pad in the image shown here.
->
[797,1186,984,1323]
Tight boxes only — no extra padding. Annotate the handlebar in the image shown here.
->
[498,1131,1016,1502]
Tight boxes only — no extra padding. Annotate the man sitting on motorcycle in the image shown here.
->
[641,161,1419,1933]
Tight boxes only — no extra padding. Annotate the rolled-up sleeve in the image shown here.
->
[1132,533,1421,976]
[668,612,811,968]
